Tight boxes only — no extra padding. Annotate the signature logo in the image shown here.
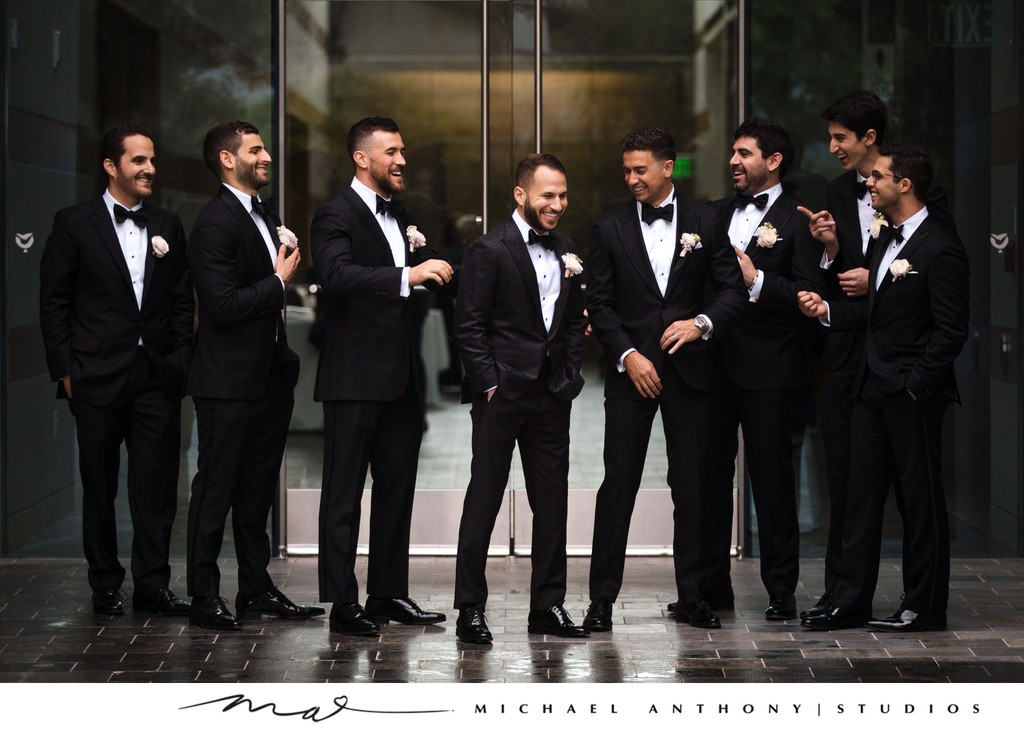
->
[991,233,1009,251]
[15,232,34,253]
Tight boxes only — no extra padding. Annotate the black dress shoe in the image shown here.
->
[801,606,866,631]
[527,605,590,638]
[704,594,735,611]
[765,594,797,620]
[92,587,126,615]
[236,587,325,620]
[866,608,947,633]
[456,605,492,644]
[132,588,191,616]
[673,600,721,629]
[189,596,241,630]
[365,596,446,625]
[329,602,380,635]
[800,591,833,620]
[582,600,613,631]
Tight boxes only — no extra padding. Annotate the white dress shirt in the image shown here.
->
[103,190,146,345]
[512,209,560,334]
[728,182,783,301]
[351,177,411,297]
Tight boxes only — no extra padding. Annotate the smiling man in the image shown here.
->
[40,124,193,617]
[310,117,454,635]
[583,127,745,632]
[186,120,322,630]
[797,144,969,632]
[453,153,587,643]
[702,117,825,622]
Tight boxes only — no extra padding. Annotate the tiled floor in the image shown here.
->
[1,554,1022,683]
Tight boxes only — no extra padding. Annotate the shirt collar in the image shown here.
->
[223,182,260,214]
[893,205,930,245]
[350,176,390,215]
[103,189,143,215]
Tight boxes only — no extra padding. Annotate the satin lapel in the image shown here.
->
[667,207,701,291]
[342,187,398,266]
[87,199,137,306]
[613,208,662,298]
[139,204,163,308]
[548,236,571,340]
[747,195,796,264]
[219,187,274,274]
[501,222,546,332]
[836,173,866,266]
[875,218,930,302]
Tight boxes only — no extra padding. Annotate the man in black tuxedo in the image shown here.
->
[186,120,323,630]
[40,124,193,616]
[799,144,969,632]
[453,153,587,643]
[310,117,453,635]
[583,128,746,631]
[703,118,826,621]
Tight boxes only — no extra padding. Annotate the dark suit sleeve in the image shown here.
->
[701,203,747,334]
[562,265,587,375]
[39,209,77,381]
[585,218,635,362]
[189,211,284,327]
[906,241,970,396]
[310,203,403,298]
[453,239,499,393]
[758,215,827,307]
[825,299,869,332]
[167,215,194,357]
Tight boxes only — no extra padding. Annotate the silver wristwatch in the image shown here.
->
[694,314,711,335]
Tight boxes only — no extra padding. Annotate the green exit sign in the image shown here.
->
[672,156,695,179]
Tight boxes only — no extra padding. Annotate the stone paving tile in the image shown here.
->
[2,556,1024,683]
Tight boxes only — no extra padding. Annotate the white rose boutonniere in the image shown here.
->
[754,222,780,248]
[890,259,913,282]
[562,253,583,278]
[406,225,427,253]
[870,211,888,239]
[276,225,298,251]
[150,235,169,258]
[679,232,701,258]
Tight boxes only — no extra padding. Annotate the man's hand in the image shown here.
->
[61,376,72,399]
[410,258,454,287]
[797,290,828,319]
[275,245,301,285]
[797,205,838,260]
[733,246,758,288]
[838,267,869,297]
[659,319,701,355]
[624,351,662,399]
[583,308,592,337]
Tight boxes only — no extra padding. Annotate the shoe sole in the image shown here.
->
[328,625,380,635]
[189,619,242,630]
[527,625,590,637]
[868,622,947,633]
[367,612,446,626]
[675,616,721,629]
[238,609,326,620]
[455,632,493,644]
[582,620,612,632]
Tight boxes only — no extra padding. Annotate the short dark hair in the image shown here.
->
[100,124,153,169]
[734,117,794,178]
[621,127,676,163]
[878,143,932,203]
[822,90,887,144]
[347,116,400,157]
[514,153,566,188]
[203,120,260,176]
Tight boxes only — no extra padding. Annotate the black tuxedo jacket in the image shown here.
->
[185,185,299,399]
[40,196,193,407]
[310,186,455,403]
[829,215,969,402]
[711,192,826,390]
[455,218,585,402]
[586,195,746,398]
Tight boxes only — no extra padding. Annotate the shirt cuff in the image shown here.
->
[400,267,410,298]
[748,270,764,302]
[617,348,637,373]
[820,251,835,269]
[819,302,832,327]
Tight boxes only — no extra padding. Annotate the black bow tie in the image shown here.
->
[853,179,868,199]
[880,224,905,245]
[527,229,556,251]
[376,195,405,218]
[251,196,272,221]
[113,204,148,227]
[734,193,769,210]
[641,202,674,225]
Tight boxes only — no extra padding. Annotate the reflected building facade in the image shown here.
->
[1,1,1021,565]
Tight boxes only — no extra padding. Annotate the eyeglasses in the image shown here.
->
[867,170,901,182]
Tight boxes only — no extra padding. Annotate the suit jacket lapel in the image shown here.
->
[140,204,163,309]
[502,220,546,333]
[87,198,138,308]
[835,172,866,267]
[219,186,275,274]
[747,195,796,263]
[874,217,930,302]
[667,205,701,292]
[341,187,399,266]
[613,206,662,298]
[548,235,572,340]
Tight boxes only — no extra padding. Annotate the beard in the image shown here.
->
[371,162,405,196]
[522,200,558,232]
[236,157,268,192]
